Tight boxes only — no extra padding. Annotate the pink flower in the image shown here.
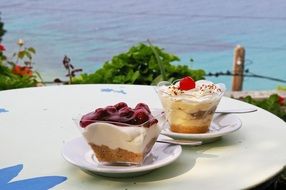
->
[0,44,5,51]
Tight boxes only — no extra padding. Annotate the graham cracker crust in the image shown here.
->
[170,124,209,133]
[89,143,143,164]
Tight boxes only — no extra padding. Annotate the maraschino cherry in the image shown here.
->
[179,76,196,90]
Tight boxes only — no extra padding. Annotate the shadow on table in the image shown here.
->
[249,167,286,190]
[97,137,241,183]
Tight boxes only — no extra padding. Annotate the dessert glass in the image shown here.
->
[73,110,165,166]
[157,80,225,133]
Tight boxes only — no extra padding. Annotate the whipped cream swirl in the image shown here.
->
[159,80,225,101]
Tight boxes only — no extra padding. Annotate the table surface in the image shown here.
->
[0,84,286,190]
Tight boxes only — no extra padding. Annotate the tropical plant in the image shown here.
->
[72,43,205,85]
[0,38,40,90]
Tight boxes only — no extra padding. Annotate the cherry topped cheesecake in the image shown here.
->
[79,102,162,165]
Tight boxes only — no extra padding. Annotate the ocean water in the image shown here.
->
[1,0,286,90]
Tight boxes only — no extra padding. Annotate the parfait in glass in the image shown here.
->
[157,77,225,133]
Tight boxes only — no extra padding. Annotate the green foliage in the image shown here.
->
[0,64,37,90]
[242,94,286,121]
[72,43,205,85]
[0,38,39,91]
[9,44,36,66]
[0,17,36,90]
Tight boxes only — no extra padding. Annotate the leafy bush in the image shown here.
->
[241,94,286,121]
[0,40,39,90]
[0,64,37,90]
[1,16,38,90]
[72,43,205,85]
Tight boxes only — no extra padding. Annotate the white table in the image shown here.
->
[0,84,285,190]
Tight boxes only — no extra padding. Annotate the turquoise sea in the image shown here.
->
[1,0,286,90]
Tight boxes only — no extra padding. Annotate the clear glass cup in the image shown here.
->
[156,80,225,133]
[73,111,165,166]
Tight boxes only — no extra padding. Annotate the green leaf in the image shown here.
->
[27,47,36,54]
[151,75,163,85]
[131,70,140,83]
[25,51,32,60]
[18,51,25,59]
[147,40,166,80]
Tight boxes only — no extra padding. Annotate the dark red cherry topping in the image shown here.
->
[179,76,196,90]
[133,108,150,124]
[119,107,134,118]
[135,103,151,113]
[114,102,128,110]
[105,106,117,114]
[80,102,157,128]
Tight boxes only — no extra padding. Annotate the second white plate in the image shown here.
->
[160,114,242,142]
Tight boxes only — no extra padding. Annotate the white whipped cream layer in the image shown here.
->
[83,123,161,153]
[159,80,225,102]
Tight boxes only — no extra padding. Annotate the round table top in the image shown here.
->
[0,84,285,190]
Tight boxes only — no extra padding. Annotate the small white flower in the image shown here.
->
[17,39,24,46]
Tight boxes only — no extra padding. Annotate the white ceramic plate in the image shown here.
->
[62,135,182,177]
[160,114,242,143]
